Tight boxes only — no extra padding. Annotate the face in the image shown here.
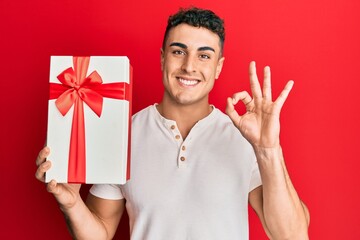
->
[161,23,225,106]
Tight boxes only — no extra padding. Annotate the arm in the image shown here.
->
[60,193,125,240]
[35,147,125,240]
[226,61,309,239]
[249,152,310,239]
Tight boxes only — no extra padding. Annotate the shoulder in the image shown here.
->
[131,105,158,126]
[132,105,154,120]
[211,106,253,149]
[212,107,233,124]
[211,107,241,133]
[131,104,162,135]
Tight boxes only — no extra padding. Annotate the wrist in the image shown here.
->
[59,193,83,214]
[253,145,283,162]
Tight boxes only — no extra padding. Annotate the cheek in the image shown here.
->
[163,59,179,73]
[203,64,218,79]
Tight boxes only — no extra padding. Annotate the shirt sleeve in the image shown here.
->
[89,184,124,200]
[249,160,262,192]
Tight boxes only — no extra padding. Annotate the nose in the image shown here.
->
[181,54,197,73]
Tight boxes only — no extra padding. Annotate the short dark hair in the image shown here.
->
[162,7,225,55]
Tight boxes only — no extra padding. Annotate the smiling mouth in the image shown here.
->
[177,77,200,86]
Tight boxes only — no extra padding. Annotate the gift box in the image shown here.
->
[46,56,132,184]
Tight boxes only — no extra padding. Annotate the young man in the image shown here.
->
[36,7,310,239]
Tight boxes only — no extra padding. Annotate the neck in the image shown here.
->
[157,97,212,139]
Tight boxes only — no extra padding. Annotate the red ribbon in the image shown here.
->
[49,56,130,183]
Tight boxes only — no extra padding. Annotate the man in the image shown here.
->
[36,7,310,239]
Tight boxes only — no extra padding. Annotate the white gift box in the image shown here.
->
[46,56,132,184]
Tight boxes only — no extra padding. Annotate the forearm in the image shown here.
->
[254,146,309,239]
[60,196,109,240]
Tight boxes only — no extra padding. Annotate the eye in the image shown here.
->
[199,54,210,59]
[172,50,185,55]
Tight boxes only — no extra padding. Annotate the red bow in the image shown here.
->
[49,56,130,183]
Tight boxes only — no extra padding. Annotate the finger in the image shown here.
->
[35,161,52,182]
[36,147,50,167]
[263,66,272,101]
[231,91,252,105]
[47,179,60,195]
[274,80,294,109]
[231,91,255,111]
[226,91,254,124]
[249,61,262,101]
[226,97,241,125]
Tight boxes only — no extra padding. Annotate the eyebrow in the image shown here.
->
[198,46,215,53]
[169,42,215,53]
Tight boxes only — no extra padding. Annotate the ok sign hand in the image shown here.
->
[226,61,294,149]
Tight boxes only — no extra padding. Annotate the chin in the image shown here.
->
[174,96,206,106]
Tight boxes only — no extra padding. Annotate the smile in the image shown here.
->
[177,77,199,86]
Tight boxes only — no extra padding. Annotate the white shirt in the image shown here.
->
[90,104,262,240]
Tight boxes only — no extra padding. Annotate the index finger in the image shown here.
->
[36,147,50,167]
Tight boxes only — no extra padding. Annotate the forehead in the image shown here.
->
[165,24,221,51]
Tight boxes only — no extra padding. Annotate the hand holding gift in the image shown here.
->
[35,147,81,209]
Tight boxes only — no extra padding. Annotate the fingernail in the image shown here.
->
[49,180,56,189]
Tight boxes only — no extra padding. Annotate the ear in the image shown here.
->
[215,57,225,79]
[160,48,164,71]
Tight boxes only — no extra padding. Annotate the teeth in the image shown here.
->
[179,78,198,86]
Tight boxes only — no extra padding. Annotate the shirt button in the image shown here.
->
[180,156,186,161]
[170,125,176,130]
[175,135,180,140]
[182,146,186,151]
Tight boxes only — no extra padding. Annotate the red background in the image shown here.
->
[1,0,359,239]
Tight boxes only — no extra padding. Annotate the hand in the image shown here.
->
[35,147,81,210]
[226,61,293,149]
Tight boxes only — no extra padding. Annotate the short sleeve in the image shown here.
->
[89,184,124,200]
[249,160,262,192]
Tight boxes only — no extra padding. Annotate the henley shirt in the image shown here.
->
[90,104,262,240]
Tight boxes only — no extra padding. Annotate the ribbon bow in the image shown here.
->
[49,56,130,183]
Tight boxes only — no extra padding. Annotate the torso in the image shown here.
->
[119,104,262,239]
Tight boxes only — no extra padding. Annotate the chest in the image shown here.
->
[122,129,254,213]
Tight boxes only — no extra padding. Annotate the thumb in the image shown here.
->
[47,179,61,196]
[226,97,241,125]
